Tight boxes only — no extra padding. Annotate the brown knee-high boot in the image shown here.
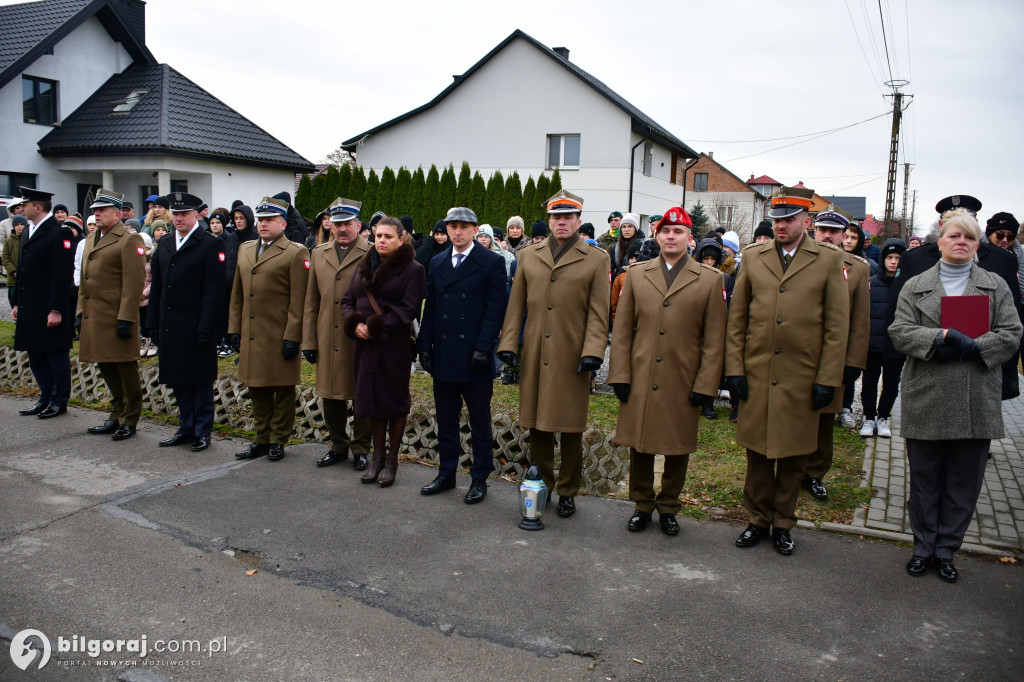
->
[378,416,406,488]
[361,418,388,484]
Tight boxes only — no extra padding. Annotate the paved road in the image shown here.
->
[1,395,1022,680]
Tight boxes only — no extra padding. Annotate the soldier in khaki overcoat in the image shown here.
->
[725,186,849,556]
[301,198,372,470]
[496,190,609,519]
[804,208,871,500]
[608,208,727,536]
[228,196,309,462]
[78,189,146,440]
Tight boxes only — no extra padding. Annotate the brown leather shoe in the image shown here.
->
[378,450,398,488]
[360,452,385,484]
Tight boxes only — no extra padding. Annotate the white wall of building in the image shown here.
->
[0,16,131,197]
[685,190,765,242]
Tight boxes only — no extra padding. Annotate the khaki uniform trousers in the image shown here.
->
[529,429,583,497]
[743,451,808,530]
[322,398,371,455]
[97,362,142,426]
[248,385,296,445]
[629,451,690,515]
[805,412,836,480]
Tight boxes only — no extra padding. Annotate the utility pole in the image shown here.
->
[909,189,917,239]
[882,80,910,239]
[901,162,913,241]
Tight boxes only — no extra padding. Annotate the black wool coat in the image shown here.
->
[12,216,76,352]
[145,228,226,385]
[341,243,425,419]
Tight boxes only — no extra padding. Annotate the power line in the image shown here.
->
[877,0,895,84]
[720,110,892,163]
[844,0,885,95]
[859,0,888,88]
[688,111,891,144]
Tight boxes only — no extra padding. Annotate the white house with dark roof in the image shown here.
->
[0,0,313,214]
[341,30,698,233]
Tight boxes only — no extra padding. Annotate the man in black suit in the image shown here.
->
[417,206,508,504]
[146,192,226,451]
[11,186,76,419]
[886,194,1023,399]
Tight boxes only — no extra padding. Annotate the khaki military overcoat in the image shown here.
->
[725,237,850,458]
[608,256,727,455]
[77,221,146,363]
[228,236,309,387]
[301,236,369,399]
[497,238,609,432]
[824,250,871,413]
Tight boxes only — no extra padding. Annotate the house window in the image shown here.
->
[1,171,36,196]
[694,173,708,192]
[718,205,734,225]
[547,134,580,169]
[22,76,58,125]
[170,180,189,193]
[642,141,653,177]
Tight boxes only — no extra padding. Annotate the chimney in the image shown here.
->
[553,47,569,60]
[708,151,713,160]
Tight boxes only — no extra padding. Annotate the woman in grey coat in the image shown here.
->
[890,209,1022,583]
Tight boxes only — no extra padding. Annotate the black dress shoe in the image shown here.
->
[660,513,680,536]
[420,474,456,495]
[352,453,369,471]
[267,444,285,461]
[735,523,768,548]
[37,404,67,419]
[556,496,576,518]
[627,510,652,532]
[316,450,347,467]
[805,477,828,500]
[20,403,47,416]
[88,420,118,434]
[906,555,930,577]
[772,528,795,556]
[235,443,269,459]
[937,558,958,583]
[159,432,193,447]
[111,425,136,441]
[465,479,487,504]
[191,436,210,452]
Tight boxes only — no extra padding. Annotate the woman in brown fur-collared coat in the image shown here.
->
[342,217,425,487]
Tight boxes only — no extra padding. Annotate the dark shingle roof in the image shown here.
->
[822,195,867,221]
[38,63,314,171]
[0,0,154,89]
[342,29,698,160]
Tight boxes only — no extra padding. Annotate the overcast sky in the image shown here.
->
[41,0,1024,229]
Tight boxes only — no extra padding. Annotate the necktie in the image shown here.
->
[782,253,792,271]
[455,253,465,268]
[258,241,270,260]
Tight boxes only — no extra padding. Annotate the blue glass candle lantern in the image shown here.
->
[518,464,548,530]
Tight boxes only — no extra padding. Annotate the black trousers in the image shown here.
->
[434,378,495,481]
[906,438,988,559]
[171,383,215,437]
[860,351,904,420]
[27,350,72,407]
[842,369,860,410]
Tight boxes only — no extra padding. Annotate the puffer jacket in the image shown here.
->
[868,269,894,353]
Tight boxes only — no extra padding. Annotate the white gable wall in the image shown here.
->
[353,37,686,233]
[0,16,131,199]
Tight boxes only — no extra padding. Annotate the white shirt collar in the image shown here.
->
[175,222,200,249]
[452,241,474,266]
[28,211,53,237]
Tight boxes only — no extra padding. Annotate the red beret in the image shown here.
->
[653,206,692,232]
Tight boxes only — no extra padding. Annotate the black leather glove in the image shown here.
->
[611,383,631,403]
[811,384,835,411]
[303,349,317,364]
[944,328,981,361]
[469,350,491,373]
[197,333,213,348]
[116,320,131,339]
[689,392,713,407]
[497,351,517,366]
[281,340,300,360]
[577,355,602,374]
[226,333,241,351]
[933,344,960,364]
[843,365,860,386]
[418,350,432,374]
[74,314,82,332]
[725,376,748,401]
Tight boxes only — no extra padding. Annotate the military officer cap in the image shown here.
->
[545,189,584,215]
[328,197,362,223]
[813,204,851,230]
[935,194,981,215]
[768,185,816,219]
[167,192,203,212]
[89,188,125,209]
[18,186,55,202]
[445,206,478,224]
[255,196,289,218]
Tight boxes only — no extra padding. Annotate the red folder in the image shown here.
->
[941,295,990,339]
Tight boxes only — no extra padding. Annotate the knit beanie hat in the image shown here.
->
[754,219,774,240]
[531,220,549,238]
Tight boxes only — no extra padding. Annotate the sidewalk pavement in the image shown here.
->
[819,377,1024,555]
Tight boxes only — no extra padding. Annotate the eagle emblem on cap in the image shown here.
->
[952,196,960,206]
[175,192,182,201]
[667,210,678,222]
